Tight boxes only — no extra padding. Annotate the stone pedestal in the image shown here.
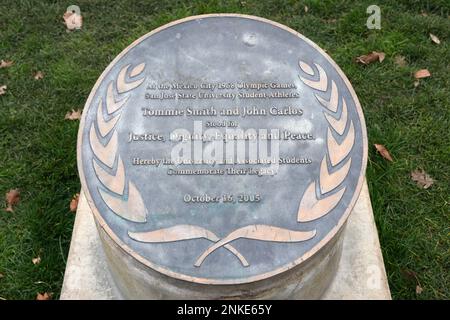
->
[60,178,391,300]
[72,14,383,300]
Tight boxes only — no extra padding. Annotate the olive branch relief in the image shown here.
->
[89,63,147,223]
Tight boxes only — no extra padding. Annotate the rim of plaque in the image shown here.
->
[77,14,368,285]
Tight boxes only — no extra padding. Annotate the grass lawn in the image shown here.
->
[0,0,448,300]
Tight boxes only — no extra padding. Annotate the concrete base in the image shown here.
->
[60,179,391,300]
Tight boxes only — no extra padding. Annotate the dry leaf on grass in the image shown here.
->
[414,80,420,88]
[416,285,423,294]
[356,51,385,65]
[401,269,417,280]
[0,85,7,96]
[36,292,52,300]
[376,52,386,63]
[304,5,309,13]
[414,69,431,79]
[70,193,80,212]
[65,109,82,120]
[5,189,20,212]
[32,256,41,265]
[411,169,434,189]
[429,33,440,45]
[0,60,13,68]
[63,11,82,31]
[34,71,44,80]
[394,55,407,67]
[374,144,393,162]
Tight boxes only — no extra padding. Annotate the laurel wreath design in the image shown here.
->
[296,60,355,222]
[91,60,354,268]
[90,63,147,223]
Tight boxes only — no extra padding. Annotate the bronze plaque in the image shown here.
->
[78,14,367,284]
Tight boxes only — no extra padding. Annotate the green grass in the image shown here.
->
[0,0,449,300]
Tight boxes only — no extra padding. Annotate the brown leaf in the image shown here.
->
[32,256,41,265]
[416,285,423,294]
[64,109,82,120]
[394,55,407,67]
[70,193,80,212]
[36,292,52,300]
[414,69,431,79]
[0,85,6,96]
[34,71,44,80]
[401,269,417,280]
[411,169,434,189]
[63,11,83,31]
[429,33,440,45]
[5,189,20,212]
[374,144,393,162]
[0,60,13,68]
[356,51,385,65]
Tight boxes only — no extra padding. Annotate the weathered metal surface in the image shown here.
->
[77,14,367,288]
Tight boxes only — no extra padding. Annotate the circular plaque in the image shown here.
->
[78,14,367,287]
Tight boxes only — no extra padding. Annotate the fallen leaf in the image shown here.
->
[36,292,52,300]
[0,85,6,96]
[304,5,309,13]
[411,169,434,189]
[63,10,82,31]
[414,69,431,79]
[414,80,420,88]
[401,269,417,280]
[429,33,440,45]
[374,144,393,162]
[416,285,423,294]
[420,11,428,17]
[0,60,13,68]
[32,256,41,265]
[34,71,44,80]
[65,109,82,120]
[356,51,385,65]
[5,189,20,212]
[70,193,80,212]
[394,55,407,67]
